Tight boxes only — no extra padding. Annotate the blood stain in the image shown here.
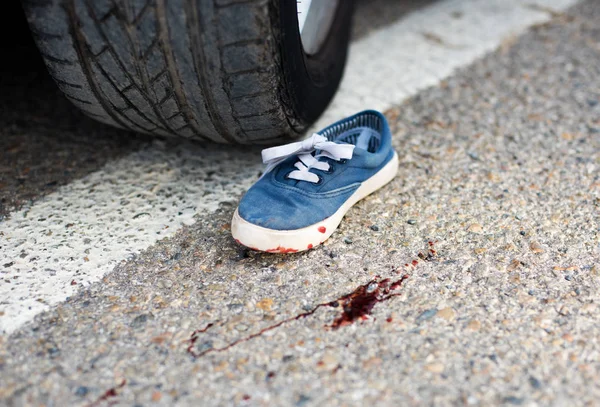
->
[411,260,419,266]
[186,322,215,356]
[187,274,413,358]
[307,244,313,249]
[188,303,330,358]
[266,246,298,253]
[89,379,126,407]
[318,226,326,233]
[389,279,404,290]
[330,275,409,329]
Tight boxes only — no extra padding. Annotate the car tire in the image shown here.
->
[22,0,353,144]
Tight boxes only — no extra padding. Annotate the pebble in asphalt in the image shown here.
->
[1,1,600,406]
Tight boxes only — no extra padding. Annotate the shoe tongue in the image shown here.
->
[336,127,378,153]
[331,126,381,152]
[354,127,374,151]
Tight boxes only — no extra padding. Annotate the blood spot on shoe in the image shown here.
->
[307,244,313,249]
[318,226,326,233]
[266,246,298,253]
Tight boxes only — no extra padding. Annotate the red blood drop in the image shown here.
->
[412,260,419,266]
[307,244,313,249]
[266,246,298,253]
[318,226,326,233]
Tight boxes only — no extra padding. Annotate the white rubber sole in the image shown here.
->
[231,152,399,253]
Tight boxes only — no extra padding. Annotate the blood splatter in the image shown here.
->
[397,240,438,273]
[187,303,329,358]
[318,226,326,233]
[265,246,298,253]
[88,379,126,407]
[187,275,409,358]
[307,244,313,249]
[186,322,215,356]
[187,240,436,358]
[389,279,404,290]
[330,276,409,329]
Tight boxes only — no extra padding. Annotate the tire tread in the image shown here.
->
[24,0,305,143]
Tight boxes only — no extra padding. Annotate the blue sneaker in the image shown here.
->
[232,110,398,253]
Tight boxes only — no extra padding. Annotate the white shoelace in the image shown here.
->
[261,133,355,183]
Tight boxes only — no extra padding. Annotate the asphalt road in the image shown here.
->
[1,0,599,406]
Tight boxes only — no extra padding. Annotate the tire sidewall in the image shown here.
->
[278,0,354,128]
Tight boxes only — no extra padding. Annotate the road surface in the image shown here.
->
[1,0,598,405]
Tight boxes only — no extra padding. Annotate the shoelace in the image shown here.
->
[261,133,355,183]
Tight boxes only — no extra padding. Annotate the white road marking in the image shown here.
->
[0,0,578,334]
[0,143,263,333]
[312,0,578,130]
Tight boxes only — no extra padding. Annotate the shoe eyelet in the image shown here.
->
[324,164,334,174]
[315,175,323,185]
[284,172,292,180]
[339,159,348,164]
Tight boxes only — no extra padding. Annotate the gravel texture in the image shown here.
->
[1,1,599,406]
[0,137,263,334]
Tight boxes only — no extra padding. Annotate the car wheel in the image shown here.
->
[22,0,354,144]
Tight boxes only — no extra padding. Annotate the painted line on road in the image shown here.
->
[312,0,578,130]
[0,0,579,334]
